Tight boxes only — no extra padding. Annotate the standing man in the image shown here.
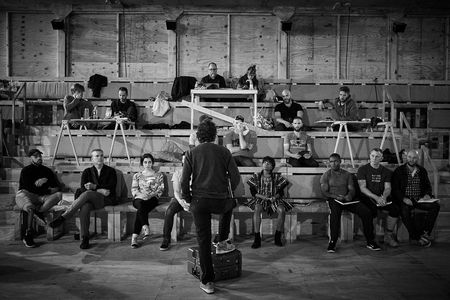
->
[106,87,137,129]
[49,149,117,249]
[15,149,62,248]
[320,153,379,252]
[224,115,257,167]
[181,120,241,294]
[274,89,304,131]
[392,150,440,247]
[199,62,227,88]
[357,148,400,247]
[284,116,319,167]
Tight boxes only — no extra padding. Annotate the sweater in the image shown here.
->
[18,163,60,195]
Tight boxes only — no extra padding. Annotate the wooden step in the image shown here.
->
[0,224,15,241]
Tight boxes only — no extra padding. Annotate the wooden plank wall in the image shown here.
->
[9,13,57,77]
[119,14,168,79]
[69,14,118,78]
[0,12,7,77]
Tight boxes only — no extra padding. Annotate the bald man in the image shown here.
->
[274,89,304,131]
[392,150,440,247]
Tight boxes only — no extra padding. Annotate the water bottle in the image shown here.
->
[83,107,90,119]
[249,80,254,90]
[92,106,98,119]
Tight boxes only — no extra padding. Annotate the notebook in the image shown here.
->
[334,199,360,205]
[417,198,439,203]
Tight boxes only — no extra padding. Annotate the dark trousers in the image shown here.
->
[400,202,440,240]
[327,199,375,242]
[132,197,159,234]
[63,191,109,238]
[274,123,293,131]
[361,196,401,218]
[288,157,319,167]
[190,197,234,284]
[233,156,257,167]
[162,198,184,242]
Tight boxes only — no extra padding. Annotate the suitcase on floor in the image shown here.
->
[187,246,242,281]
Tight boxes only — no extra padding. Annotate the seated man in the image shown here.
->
[49,149,117,249]
[104,87,137,129]
[392,150,440,247]
[357,148,400,248]
[15,149,62,248]
[160,152,190,251]
[319,86,360,131]
[247,156,291,248]
[63,83,94,129]
[274,89,304,131]
[199,62,226,88]
[284,116,319,167]
[224,115,257,167]
[320,153,379,252]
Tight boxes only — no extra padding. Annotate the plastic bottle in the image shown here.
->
[84,107,90,119]
[92,106,98,119]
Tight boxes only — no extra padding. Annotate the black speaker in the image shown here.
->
[281,21,292,32]
[166,20,176,31]
[393,22,407,33]
[51,19,65,30]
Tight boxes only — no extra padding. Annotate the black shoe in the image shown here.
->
[327,240,336,253]
[33,211,47,226]
[80,236,90,249]
[49,216,65,228]
[22,230,36,248]
[366,240,381,251]
[274,230,283,247]
[159,239,170,251]
[251,233,261,249]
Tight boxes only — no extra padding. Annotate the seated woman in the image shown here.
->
[160,152,190,251]
[63,83,93,129]
[130,153,165,248]
[236,64,264,101]
[246,156,292,248]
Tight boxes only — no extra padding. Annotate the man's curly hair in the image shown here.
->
[196,120,217,143]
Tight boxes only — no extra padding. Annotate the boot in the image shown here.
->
[274,230,283,247]
[251,232,261,249]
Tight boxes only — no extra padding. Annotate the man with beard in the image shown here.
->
[199,62,227,88]
[320,153,377,252]
[274,89,304,131]
[15,149,62,247]
[392,150,440,247]
[104,87,137,129]
[283,116,319,167]
[357,148,400,248]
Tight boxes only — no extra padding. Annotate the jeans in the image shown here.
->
[327,198,375,242]
[190,197,234,284]
[288,157,319,168]
[62,190,109,237]
[162,198,184,242]
[132,197,159,234]
[233,156,257,167]
[400,202,440,240]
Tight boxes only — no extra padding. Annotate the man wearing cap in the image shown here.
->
[189,114,218,149]
[274,89,304,131]
[224,115,257,167]
[15,149,62,248]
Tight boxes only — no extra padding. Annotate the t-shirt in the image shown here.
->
[200,74,226,88]
[224,130,254,158]
[274,102,303,123]
[320,168,353,198]
[357,164,392,197]
[285,131,309,154]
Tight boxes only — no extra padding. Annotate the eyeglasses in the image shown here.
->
[209,68,217,71]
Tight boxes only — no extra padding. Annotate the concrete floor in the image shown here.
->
[1,234,450,300]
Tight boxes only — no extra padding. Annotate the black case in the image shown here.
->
[187,246,242,281]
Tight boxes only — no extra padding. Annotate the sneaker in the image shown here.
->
[384,233,399,247]
[200,282,215,294]
[131,236,139,249]
[22,230,36,248]
[142,225,150,240]
[366,240,381,251]
[49,215,65,228]
[215,240,236,255]
[159,239,170,251]
[80,236,90,249]
[327,240,336,253]
[418,236,432,248]
[422,231,433,241]
[33,211,47,226]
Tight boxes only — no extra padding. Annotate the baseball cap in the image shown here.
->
[235,115,245,122]
[28,149,43,157]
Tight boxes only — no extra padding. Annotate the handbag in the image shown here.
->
[255,107,274,130]
[152,91,171,117]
